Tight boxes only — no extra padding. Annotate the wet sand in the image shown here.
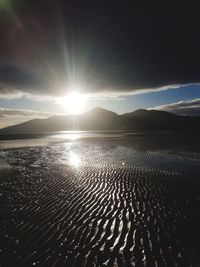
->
[0,135,200,266]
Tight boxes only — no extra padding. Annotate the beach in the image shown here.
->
[0,133,200,266]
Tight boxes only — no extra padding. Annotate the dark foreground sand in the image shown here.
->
[0,135,200,266]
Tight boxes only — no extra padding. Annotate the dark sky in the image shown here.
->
[1,0,200,128]
[1,0,200,97]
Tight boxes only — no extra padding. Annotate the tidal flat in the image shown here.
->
[0,132,200,266]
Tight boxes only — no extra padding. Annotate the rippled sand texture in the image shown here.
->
[1,141,200,266]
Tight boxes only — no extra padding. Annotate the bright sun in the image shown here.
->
[59,92,87,114]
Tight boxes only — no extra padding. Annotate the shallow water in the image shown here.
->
[0,131,123,149]
[0,134,200,266]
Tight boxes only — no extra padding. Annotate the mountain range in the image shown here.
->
[1,107,200,133]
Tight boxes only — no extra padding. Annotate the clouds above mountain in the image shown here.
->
[150,98,200,116]
[0,108,54,118]
[0,0,200,99]
[0,108,56,128]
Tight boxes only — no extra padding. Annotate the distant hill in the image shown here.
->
[1,107,200,133]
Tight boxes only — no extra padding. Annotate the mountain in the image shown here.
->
[1,107,200,133]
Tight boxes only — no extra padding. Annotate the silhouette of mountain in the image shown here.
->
[1,108,200,133]
[123,109,178,118]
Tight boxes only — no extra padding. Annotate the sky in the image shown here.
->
[0,0,200,128]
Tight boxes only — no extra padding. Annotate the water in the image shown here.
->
[0,131,124,149]
[0,130,200,151]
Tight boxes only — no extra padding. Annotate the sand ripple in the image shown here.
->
[0,142,200,266]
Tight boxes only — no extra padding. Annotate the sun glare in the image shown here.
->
[60,92,87,114]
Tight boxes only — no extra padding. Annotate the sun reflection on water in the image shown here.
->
[52,133,81,141]
[65,133,81,140]
[69,152,81,167]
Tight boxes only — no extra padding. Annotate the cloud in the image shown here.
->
[0,108,59,128]
[0,64,60,99]
[0,77,198,103]
[150,98,200,116]
[1,61,185,100]
[1,1,200,99]
[0,108,56,118]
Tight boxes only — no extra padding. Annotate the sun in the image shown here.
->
[59,92,87,114]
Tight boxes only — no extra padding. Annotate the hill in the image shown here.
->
[0,107,200,133]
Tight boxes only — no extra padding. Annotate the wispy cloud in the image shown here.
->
[87,83,196,98]
[0,108,56,117]
[149,98,200,116]
[1,82,198,102]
